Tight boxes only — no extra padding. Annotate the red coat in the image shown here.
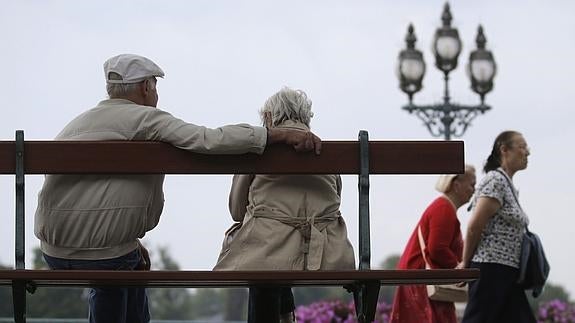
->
[390,196,463,323]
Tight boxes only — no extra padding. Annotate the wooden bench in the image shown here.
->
[0,130,479,323]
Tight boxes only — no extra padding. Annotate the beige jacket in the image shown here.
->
[214,122,356,271]
[35,99,267,260]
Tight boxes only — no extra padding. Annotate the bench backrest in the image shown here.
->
[0,130,464,271]
[0,130,465,323]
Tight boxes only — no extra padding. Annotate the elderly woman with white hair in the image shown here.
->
[214,87,355,323]
[390,165,476,323]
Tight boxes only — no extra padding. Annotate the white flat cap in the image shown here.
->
[103,54,165,84]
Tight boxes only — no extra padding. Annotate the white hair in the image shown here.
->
[435,164,476,193]
[260,87,314,127]
[106,73,156,98]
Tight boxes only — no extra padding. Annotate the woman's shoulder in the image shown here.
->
[479,169,507,187]
[423,197,457,219]
[474,169,510,204]
[429,196,451,208]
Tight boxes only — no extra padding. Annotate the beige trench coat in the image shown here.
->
[214,122,356,271]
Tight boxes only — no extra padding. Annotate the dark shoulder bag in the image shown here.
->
[497,170,550,297]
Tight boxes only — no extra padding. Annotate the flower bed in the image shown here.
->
[295,300,391,323]
[295,298,575,322]
[537,299,575,322]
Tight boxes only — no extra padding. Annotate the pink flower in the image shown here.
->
[295,299,391,322]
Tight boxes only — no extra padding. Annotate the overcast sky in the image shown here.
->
[1,0,575,298]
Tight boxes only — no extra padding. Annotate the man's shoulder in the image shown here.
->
[95,98,153,111]
[55,100,163,140]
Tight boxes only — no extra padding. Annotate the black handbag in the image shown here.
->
[517,227,550,297]
[497,170,550,297]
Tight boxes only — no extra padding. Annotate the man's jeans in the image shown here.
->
[44,249,150,323]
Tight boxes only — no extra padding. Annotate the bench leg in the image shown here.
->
[12,280,26,323]
[247,286,281,323]
[352,281,380,323]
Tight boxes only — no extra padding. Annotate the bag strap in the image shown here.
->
[495,169,529,231]
[495,169,521,209]
[417,225,431,269]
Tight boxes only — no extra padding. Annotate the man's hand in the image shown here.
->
[267,128,322,155]
[136,240,151,271]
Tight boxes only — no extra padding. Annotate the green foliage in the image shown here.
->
[148,287,194,319]
[528,281,571,312]
[223,288,248,320]
[0,264,13,316]
[27,247,87,318]
[377,254,401,304]
[0,246,200,319]
[27,288,87,318]
[8,248,572,321]
[189,288,226,318]
[147,246,242,320]
[0,288,13,316]
[32,248,48,270]
[153,247,180,270]
[379,255,400,270]
[147,246,194,319]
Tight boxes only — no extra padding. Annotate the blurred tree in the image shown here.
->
[224,288,248,320]
[293,287,352,306]
[289,255,403,307]
[0,264,14,316]
[189,288,226,318]
[380,254,400,270]
[147,246,194,319]
[32,248,48,270]
[377,254,400,304]
[528,281,571,312]
[3,245,203,319]
[26,247,86,318]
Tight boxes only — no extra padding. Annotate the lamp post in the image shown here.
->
[397,3,497,140]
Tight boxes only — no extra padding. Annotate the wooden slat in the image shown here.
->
[0,142,14,174]
[0,141,464,175]
[0,269,479,287]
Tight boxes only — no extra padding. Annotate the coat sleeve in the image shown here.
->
[228,174,255,222]
[426,204,460,268]
[141,108,267,155]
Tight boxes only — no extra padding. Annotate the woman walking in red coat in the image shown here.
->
[390,165,476,323]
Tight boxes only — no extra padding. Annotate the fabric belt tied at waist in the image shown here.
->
[251,207,340,270]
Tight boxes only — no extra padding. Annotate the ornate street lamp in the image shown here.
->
[468,25,497,103]
[397,3,496,140]
[397,24,426,102]
[433,4,461,74]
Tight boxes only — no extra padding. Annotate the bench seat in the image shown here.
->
[0,269,479,288]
